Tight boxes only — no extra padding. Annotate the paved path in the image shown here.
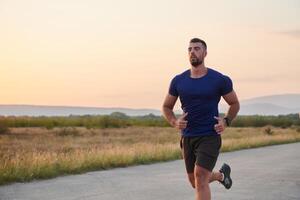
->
[1,143,300,200]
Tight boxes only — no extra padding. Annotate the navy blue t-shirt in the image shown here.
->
[169,68,233,137]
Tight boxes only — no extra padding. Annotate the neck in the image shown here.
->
[190,64,207,78]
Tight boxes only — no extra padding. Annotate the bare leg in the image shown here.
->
[194,165,211,200]
[209,171,223,183]
[186,171,222,188]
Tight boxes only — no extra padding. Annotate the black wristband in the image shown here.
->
[224,117,231,126]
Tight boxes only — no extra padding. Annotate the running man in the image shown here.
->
[162,38,240,200]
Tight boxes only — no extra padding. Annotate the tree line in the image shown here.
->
[0,112,299,130]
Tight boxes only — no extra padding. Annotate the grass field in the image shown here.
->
[0,126,300,185]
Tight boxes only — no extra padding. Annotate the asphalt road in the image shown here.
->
[1,142,300,200]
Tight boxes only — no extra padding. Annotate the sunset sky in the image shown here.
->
[0,0,299,109]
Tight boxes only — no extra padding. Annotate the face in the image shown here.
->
[188,42,207,67]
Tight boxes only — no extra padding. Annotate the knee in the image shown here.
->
[194,167,210,188]
[195,170,207,183]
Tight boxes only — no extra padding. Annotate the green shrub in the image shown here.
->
[0,123,10,135]
[264,126,274,135]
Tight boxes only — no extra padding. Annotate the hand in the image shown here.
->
[174,112,188,130]
[214,116,226,134]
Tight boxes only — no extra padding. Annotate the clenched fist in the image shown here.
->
[174,112,188,130]
[214,116,226,134]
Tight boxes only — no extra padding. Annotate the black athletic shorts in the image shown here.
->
[180,135,222,173]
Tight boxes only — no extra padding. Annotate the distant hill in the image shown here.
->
[241,94,300,109]
[0,105,161,117]
[0,94,299,116]
[219,94,300,115]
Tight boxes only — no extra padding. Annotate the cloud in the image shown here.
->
[278,29,300,38]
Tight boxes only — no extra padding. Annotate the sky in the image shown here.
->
[0,0,299,110]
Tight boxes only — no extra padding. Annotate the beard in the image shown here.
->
[190,57,203,67]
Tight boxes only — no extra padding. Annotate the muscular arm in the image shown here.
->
[162,94,178,127]
[222,90,240,124]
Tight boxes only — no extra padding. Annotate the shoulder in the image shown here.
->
[177,69,190,78]
[209,68,233,95]
[208,68,227,77]
[208,67,232,81]
[171,69,189,82]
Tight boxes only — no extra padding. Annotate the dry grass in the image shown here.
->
[221,126,300,151]
[0,126,300,185]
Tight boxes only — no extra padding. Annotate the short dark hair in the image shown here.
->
[190,38,207,50]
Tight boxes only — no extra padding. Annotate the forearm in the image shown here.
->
[225,102,240,122]
[162,106,177,127]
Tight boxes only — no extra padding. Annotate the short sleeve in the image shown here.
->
[220,75,233,96]
[168,76,179,97]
